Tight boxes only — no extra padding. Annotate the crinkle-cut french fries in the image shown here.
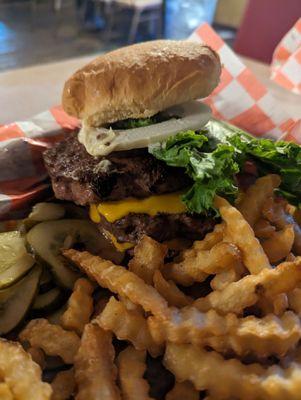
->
[165,381,199,400]
[163,261,197,286]
[272,293,289,316]
[94,297,162,357]
[237,174,281,227]
[51,368,75,400]
[214,196,271,274]
[288,288,301,316]
[153,270,193,307]
[263,197,301,255]
[118,294,144,313]
[194,258,301,315]
[6,175,301,400]
[205,311,301,357]
[163,224,225,286]
[164,342,301,400]
[210,261,245,291]
[0,383,13,400]
[165,241,240,284]
[75,323,120,400]
[148,307,235,345]
[61,278,94,335]
[148,308,301,357]
[63,249,169,318]
[258,293,289,316]
[254,219,276,239]
[117,346,153,400]
[0,339,52,400]
[27,347,46,369]
[19,319,80,364]
[261,225,294,264]
[192,223,225,251]
[128,236,167,284]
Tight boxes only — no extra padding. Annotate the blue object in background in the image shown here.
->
[165,0,218,39]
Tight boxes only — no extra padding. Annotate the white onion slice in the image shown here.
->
[78,101,211,156]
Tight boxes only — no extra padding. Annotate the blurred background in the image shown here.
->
[0,0,300,72]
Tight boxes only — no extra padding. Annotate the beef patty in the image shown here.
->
[43,133,216,243]
[99,212,216,243]
[43,133,191,205]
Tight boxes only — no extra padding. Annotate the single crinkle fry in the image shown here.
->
[165,381,199,400]
[117,346,153,400]
[51,369,75,400]
[128,236,167,284]
[164,343,301,400]
[19,319,80,364]
[261,225,294,264]
[166,241,240,284]
[237,174,281,227]
[214,196,270,274]
[254,219,276,239]
[0,383,13,400]
[263,197,301,255]
[94,297,162,357]
[61,277,94,335]
[0,339,52,400]
[148,307,237,345]
[148,308,301,357]
[153,270,193,307]
[74,323,121,400]
[194,258,301,315]
[63,250,169,318]
[205,311,301,357]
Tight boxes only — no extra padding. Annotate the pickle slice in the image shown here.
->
[32,287,64,313]
[26,219,116,289]
[0,265,41,335]
[28,202,65,222]
[0,231,35,289]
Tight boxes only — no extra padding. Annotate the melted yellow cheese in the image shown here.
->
[91,192,187,223]
[89,204,101,223]
[90,193,187,252]
[103,230,134,252]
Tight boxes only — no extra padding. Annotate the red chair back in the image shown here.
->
[234,0,301,63]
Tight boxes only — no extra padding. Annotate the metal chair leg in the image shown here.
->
[128,7,141,43]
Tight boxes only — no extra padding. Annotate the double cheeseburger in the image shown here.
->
[43,40,221,251]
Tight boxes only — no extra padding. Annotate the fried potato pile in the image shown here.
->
[5,173,301,399]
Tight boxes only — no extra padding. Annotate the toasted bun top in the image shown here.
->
[62,40,221,126]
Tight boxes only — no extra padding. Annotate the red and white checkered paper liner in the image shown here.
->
[271,18,301,95]
[0,23,300,225]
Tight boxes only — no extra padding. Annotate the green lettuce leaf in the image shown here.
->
[149,119,301,215]
[150,130,239,214]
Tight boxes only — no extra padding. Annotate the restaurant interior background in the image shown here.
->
[0,0,300,72]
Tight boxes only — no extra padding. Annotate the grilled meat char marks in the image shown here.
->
[43,133,190,204]
[43,133,215,243]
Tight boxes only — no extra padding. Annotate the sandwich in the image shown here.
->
[43,40,221,250]
[43,40,301,252]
